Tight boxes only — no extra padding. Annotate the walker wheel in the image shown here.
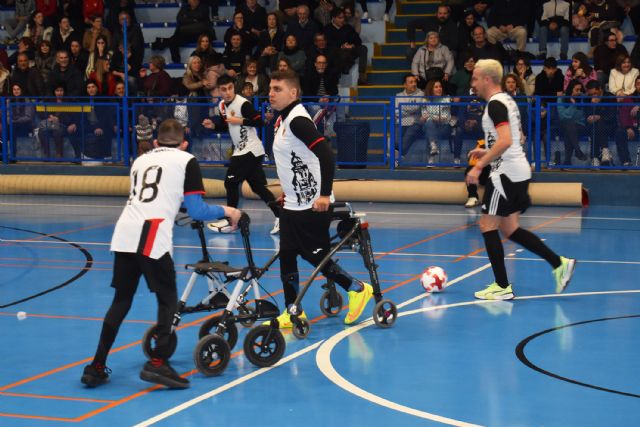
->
[238,304,256,327]
[198,315,238,350]
[193,333,231,376]
[373,299,397,328]
[319,289,343,317]
[291,317,311,339]
[142,325,178,359]
[243,325,286,367]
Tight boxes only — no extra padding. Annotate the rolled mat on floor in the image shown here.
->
[0,176,585,206]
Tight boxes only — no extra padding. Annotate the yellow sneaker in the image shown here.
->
[344,282,374,325]
[263,310,307,328]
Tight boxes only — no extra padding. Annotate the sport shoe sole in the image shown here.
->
[474,291,515,300]
[556,258,576,293]
[81,374,108,388]
[140,369,190,389]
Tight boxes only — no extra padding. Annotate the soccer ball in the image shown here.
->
[420,266,447,293]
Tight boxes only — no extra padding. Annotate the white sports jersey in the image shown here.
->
[110,147,204,259]
[482,92,531,193]
[219,95,265,157]
[273,103,330,210]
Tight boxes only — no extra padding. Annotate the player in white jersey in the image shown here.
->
[81,119,241,389]
[202,75,280,235]
[466,59,576,300]
[267,70,373,328]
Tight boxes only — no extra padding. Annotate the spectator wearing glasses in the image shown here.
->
[594,31,628,85]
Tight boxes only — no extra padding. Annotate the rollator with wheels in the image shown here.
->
[275,202,398,340]
[142,212,285,377]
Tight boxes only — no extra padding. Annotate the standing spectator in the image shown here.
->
[486,0,528,54]
[421,79,453,160]
[152,0,213,64]
[406,4,459,59]
[287,5,320,50]
[593,32,628,85]
[394,74,425,165]
[411,31,455,91]
[3,0,35,45]
[584,80,616,166]
[538,0,571,60]
[558,80,588,164]
[82,15,112,52]
[276,34,306,77]
[236,58,270,98]
[83,0,104,26]
[191,33,216,60]
[50,16,78,53]
[608,54,640,96]
[49,49,83,96]
[35,0,57,28]
[257,12,285,73]
[464,26,505,64]
[564,52,597,91]
[514,57,536,96]
[10,52,44,97]
[34,39,55,91]
[323,8,369,85]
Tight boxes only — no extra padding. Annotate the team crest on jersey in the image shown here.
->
[230,110,236,117]
[290,150,317,205]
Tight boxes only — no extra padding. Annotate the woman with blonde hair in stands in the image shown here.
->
[86,35,112,78]
[609,54,640,96]
[0,61,9,96]
[88,56,118,96]
[191,33,215,60]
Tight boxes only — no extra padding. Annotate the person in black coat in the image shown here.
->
[323,8,368,84]
[302,54,339,102]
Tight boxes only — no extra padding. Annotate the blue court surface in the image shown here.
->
[1,195,639,426]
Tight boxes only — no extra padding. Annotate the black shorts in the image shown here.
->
[225,152,267,185]
[481,174,531,217]
[279,208,331,263]
[111,252,176,293]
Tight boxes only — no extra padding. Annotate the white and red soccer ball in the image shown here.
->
[420,266,447,293]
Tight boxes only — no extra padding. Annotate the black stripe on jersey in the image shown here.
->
[184,157,205,195]
[137,220,152,255]
[487,100,509,127]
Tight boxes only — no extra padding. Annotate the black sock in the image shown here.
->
[483,230,509,288]
[509,228,561,269]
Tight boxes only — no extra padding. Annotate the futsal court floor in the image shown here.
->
[1,195,638,427]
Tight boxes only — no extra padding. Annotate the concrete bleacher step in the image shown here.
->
[386,28,424,43]
[372,56,410,70]
[393,13,434,28]
[397,1,440,15]
[379,42,411,57]
[368,70,411,85]
[353,85,403,97]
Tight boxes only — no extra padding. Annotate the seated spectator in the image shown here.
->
[557,80,588,164]
[85,35,111,78]
[191,33,216,60]
[276,57,292,73]
[139,55,173,100]
[34,40,55,91]
[111,42,140,95]
[37,83,74,158]
[572,1,592,36]
[237,0,267,41]
[83,0,105,26]
[323,8,369,85]
[343,4,361,34]
[69,39,89,76]
[470,0,490,27]
[10,52,45,97]
[535,56,565,161]
[287,4,320,49]
[82,15,112,53]
[314,0,335,27]
[236,58,270,98]
[449,52,475,96]
[202,53,228,98]
[276,34,306,77]
[50,16,79,53]
[465,26,504,64]
[538,0,571,60]
[80,79,115,164]
[421,79,454,161]
[3,0,32,45]
[23,11,53,47]
[619,0,640,34]
[58,0,84,33]
[454,87,485,167]
[223,33,250,77]
[305,32,337,75]
[152,0,213,64]
[88,56,118,96]
[302,54,339,102]
[9,83,35,157]
[257,12,285,73]
[486,0,528,54]
[8,37,35,69]
[406,4,458,61]
[0,48,7,71]
[410,31,455,91]
[0,61,9,96]
[223,11,257,55]
[584,79,616,166]
[614,74,640,166]
[514,57,536,96]
[394,74,425,166]
[240,81,254,99]
[457,8,478,53]
[183,55,206,97]
[564,52,597,91]
[503,72,530,137]
[106,0,137,33]
[111,10,144,68]
[50,49,83,97]
[608,54,640,96]
[593,32,628,85]
[586,0,624,46]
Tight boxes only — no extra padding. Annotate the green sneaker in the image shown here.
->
[345,282,374,325]
[474,282,515,300]
[553,256,576,294]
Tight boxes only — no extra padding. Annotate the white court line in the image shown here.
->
[2,202,639,222]
[316,281,640,427]
[134,340,324,427]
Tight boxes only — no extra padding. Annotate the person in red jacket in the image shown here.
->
[36,0,58,27]
[83,0,105,25]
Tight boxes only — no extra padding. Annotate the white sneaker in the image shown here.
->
[207,218,234,233]
[465,197,479,208]
[591,157,600,167]
[429,141,439,156]
[601,147,613,165]
[453,158,461,167]
[383,13,389,22]
[362,11,369,19]
[270,218,280,235]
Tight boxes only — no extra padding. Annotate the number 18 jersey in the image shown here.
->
[110,147,205,259]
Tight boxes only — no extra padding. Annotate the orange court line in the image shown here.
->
[0,391,115,403]
[0,311,155,324]
[374,223,476,260]
[0,412,76,422]
[453,208,583,262]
